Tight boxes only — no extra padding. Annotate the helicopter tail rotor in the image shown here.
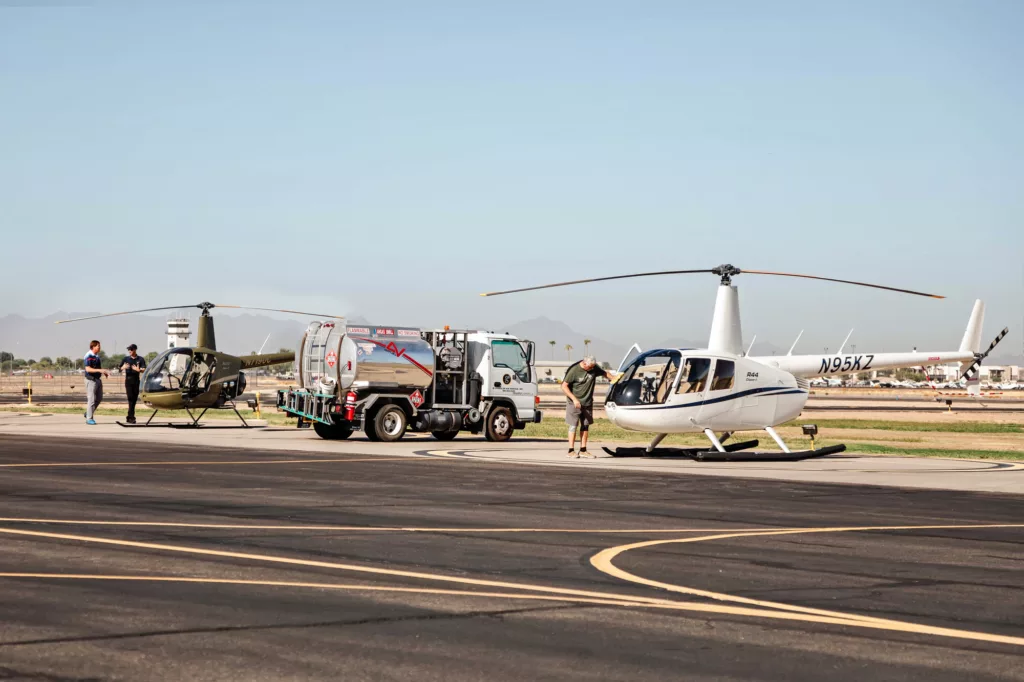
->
[959,327,1010,382]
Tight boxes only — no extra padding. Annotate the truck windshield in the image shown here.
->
[491,340,530,382]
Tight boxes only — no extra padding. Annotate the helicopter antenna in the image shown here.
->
[837,329,854,355]
[744,335,756,357]
[787,330,804,356]
[257,333,272,355]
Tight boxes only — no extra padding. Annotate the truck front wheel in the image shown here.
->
[313,421,353,440]
[484,406,514,442]
[373,405,407,443]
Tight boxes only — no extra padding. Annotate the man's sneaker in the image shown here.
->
[85,419,97,425]
[567,449,579,459]
[579,448,595,458]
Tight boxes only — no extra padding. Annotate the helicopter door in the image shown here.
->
[675,357,711,397]
[181,352,217,400]
[693,359,737,426]
[617,344,642,372]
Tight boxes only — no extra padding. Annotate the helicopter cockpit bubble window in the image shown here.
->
[710,359,735,391]
[143,348,193,393]
[676,357,712,394]
[607,350,681,406]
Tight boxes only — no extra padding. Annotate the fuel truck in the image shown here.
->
[277,322,541,442]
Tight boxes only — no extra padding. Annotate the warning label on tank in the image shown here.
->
[325,350,337,368]
[410,389,424,408]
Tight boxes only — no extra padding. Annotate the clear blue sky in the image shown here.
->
[1,1,1021,353]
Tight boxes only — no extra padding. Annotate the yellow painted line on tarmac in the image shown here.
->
[0,456,434,469]
[0,517,802,534]
[591,523,1024,630]
[0,573,653,608]
[0,525,705,608]
[1,525,1023,646]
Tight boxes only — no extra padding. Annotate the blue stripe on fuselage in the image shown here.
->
[610,386,807,411]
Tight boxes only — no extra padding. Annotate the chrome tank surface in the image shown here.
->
[299,323,434,394]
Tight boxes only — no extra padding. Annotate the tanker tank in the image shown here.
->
[297,322,434,396]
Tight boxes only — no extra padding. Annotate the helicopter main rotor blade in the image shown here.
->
[741,270,944,299]
[480,269,714,297]
[54,306,203,324]
[215,305,344,318]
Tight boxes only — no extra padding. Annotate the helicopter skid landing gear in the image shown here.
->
[118,402,262,429]
[646,433,668,453]
[602,438,759,459]
[168,407,210,429]
[601,435,845,461]
[694,444,846,462]
[703,429,727,453]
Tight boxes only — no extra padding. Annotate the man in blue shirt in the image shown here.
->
[83,340,109,425]
[120,344,146,423]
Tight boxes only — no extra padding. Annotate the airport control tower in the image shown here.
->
[166,315,191,350]
[166,314,191,375]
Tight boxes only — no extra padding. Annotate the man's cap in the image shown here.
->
[127,344,138,351]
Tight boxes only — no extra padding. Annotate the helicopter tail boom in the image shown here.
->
[755,300,1004,380]
[241,352,295,370]
[759,350,975,380]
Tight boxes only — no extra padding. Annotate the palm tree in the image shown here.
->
[583,338,592,356]
[548,340,556,360]
[565,344,573,360]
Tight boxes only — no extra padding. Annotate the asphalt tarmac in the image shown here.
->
[0,435,1022,681]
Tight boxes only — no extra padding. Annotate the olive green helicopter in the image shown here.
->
[56,302,342,427]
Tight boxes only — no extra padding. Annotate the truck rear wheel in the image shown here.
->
[313,421,353,440]
[373,405,407,443]
[431,429,460,441]
[484,406,514,442]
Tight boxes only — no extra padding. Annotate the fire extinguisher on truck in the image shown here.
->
[277,323,542,442]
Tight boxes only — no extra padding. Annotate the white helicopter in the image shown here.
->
[484,264,1008,460]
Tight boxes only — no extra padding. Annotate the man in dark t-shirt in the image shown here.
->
[561,355,616,458]
[120,344,147,423]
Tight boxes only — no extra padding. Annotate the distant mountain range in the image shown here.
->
[2,312,1019,367]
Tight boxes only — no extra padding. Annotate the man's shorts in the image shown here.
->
[566,402,594,430]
